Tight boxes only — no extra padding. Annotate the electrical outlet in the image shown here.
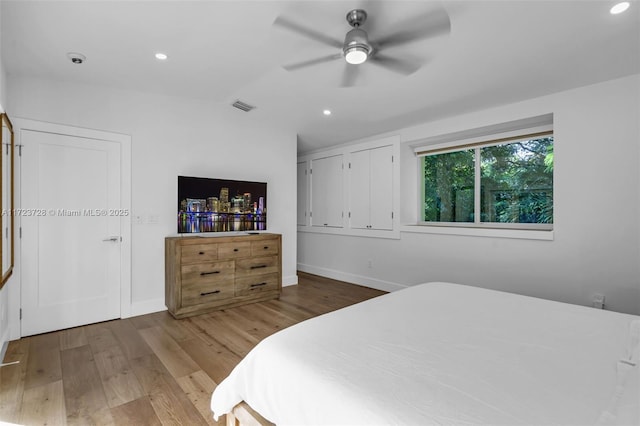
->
[133,215,144,225]
[592,293,605,309]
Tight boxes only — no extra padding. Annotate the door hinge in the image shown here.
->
[19,227,22,239]
[348,212,351,218]
[18,145,23,156]
[310,168,312,174]
[309,211,312,218]
[391,155,394,163]
[348,162,351,169]
[391,212,394,219]
[19,308,22,320]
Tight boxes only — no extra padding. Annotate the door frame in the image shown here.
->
[8,118,132,340]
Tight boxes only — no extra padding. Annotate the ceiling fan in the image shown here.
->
[273,6,451,87]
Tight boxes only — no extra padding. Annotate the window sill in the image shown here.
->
[400,224,554,241]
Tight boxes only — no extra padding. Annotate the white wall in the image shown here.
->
[0,0,10,358]
[299,74,640,315]
[7,75,298,333]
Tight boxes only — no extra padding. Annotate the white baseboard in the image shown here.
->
[283,274,298,287]
[297,264,406,293]
[128,298,167,318]
[0,326,10,362]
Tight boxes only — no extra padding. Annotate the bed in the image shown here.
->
[210,282,640,425]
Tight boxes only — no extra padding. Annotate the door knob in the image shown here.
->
[102,236,121,242]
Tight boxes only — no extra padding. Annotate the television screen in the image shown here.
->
[178,176,267,233]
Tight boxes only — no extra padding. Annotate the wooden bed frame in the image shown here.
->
[226,402,274,426]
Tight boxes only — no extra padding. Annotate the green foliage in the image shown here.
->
[422,137,554,224]
[423,150,474,222]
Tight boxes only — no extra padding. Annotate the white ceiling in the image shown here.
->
[2,0,639,152]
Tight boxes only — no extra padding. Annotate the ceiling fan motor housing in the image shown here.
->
[343,28,371,55]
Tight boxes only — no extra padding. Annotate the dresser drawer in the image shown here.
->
[250,239,279,257]
[235,273,279,297]
[181,260,234,286]
[182,279,235,306]
[180,243,218,264]
[218,241,251,259]
[235,255,279,277]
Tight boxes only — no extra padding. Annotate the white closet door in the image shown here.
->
[296,161,308,226]
[348,149,370,229]
[310,154,343,228]
[369,145,393,230]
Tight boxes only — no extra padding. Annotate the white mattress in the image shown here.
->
[210,282,640,425]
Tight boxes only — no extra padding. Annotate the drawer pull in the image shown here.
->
[233,248,239,252]
[199,251,205,255]
[200,290,220,296]
[250,282,267,288]
[200,271,220,276]
[250,264,267,270]
[263,246,269,250]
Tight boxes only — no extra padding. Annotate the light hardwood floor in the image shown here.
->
[0,272,385,425]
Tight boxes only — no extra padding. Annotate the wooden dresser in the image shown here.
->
[165,233,282,319]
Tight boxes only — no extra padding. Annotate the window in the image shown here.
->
[420,135,553,228]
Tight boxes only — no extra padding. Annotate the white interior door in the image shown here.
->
[21,129,122,336]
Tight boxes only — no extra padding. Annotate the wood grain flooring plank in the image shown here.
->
[131,310,197,344]
[85,321,120,354]
[176,370,220,426]
[128,311,165,330]
[177,337,240,385]
[60,345,113,425]
[92,344,145,408]
[262,297,317,323]
[19,379,66,426]
[130,353,208,426]
[24,332,62,391]
[139,326,200,379]
[108,319,153,361]
[0,338,30,423]
[187,315,256,359]
[225,303,295,341]
[110,396,162,426]
[59,327,88,351]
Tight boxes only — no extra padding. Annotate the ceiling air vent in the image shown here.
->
[232,100,256,112]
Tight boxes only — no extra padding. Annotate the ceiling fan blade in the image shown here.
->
[340,64,360,87]
[374,8,451,49]
[273,16,343,49]
[283,53,343,72]
[368,54,421,76]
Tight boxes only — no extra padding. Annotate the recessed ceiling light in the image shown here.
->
[610,2,630,14]
[323,109,332,116]
[155,53,168,60]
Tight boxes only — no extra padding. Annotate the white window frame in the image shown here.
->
[405,117,554,240]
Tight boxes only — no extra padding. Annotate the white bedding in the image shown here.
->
[210,282,640,425]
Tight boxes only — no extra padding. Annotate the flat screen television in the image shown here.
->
[178,176,267,234]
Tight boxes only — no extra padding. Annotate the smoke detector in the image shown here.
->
[67,52,86,64]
